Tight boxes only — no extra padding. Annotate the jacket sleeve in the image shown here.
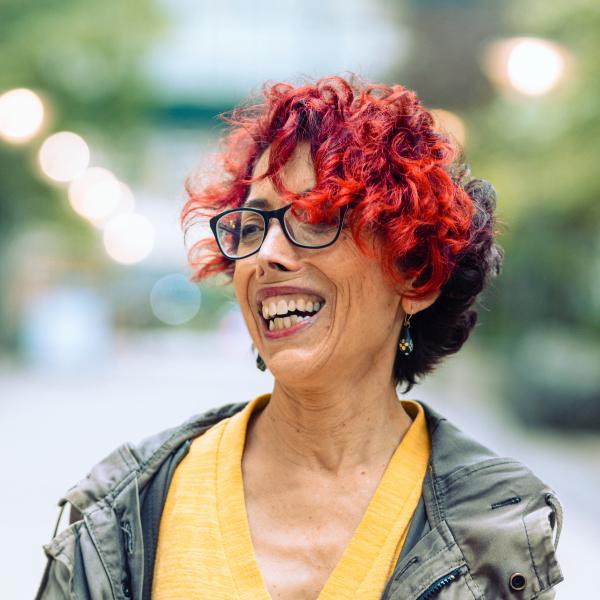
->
[35,554,72,600]
[35,504,82,600]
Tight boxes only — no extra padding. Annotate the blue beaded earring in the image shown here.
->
[256,353,267,372]
[398,312,414,356]
[251,343,267,371]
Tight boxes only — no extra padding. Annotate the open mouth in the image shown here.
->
[258,294,325,333]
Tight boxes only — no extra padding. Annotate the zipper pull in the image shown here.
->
[417,566,465,600]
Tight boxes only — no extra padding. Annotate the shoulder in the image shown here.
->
[417,400,565,598]
[37,401,249,599]
[132,401,247,467]
[419,399,559,497]
[62,401,248,514]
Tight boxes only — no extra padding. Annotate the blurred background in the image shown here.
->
[1,0,598,597]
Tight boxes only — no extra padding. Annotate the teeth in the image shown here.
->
[269,302,277,317]
[266,312,316,332]
[276,300,287,315]
[261,295,326,330]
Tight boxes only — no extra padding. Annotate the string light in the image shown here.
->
[38,131,90,182]
[103,213,155,264]
[0,88,45,143]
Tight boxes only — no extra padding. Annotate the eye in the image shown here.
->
[241,223,262,236]
[240,213,264,239]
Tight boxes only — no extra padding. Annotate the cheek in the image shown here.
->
[231,268,242,308]
[232,264,243,299]
[232,263,253,321]
[345,260,400,329]
[328,237,395,311]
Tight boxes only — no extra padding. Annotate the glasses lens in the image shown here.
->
[216,210,265,258]
[284,206,341,247]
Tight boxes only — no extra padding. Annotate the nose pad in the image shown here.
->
[259,218,287,252]
[256,218,297,272]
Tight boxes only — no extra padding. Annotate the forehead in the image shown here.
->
[249,140,316,199]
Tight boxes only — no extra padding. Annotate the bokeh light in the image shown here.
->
[150,273,202,325]
[102,213,155,264]
[38,131,90,182]
[483,37,568,97]
[507,38,565,96]
[431,108,467,146]
[20,287,110,370]
[68,167,135,226]
[88,181,135,229]
[0,88,45,143]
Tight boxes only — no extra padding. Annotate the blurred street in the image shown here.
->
[1,330,598,599]
[2,4,600,598]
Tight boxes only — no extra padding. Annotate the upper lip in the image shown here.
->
[255,285,326,306]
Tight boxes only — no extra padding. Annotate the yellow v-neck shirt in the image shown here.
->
[152,395,431,599]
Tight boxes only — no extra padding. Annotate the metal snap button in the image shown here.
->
[509,572,527,591]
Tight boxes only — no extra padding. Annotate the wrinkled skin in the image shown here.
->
[232,141,440,599]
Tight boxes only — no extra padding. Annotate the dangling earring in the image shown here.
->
[398,312,414,356]
[256,353,266,372]
[251,343,267,371]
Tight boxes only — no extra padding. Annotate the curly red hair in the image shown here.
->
[182,76,474,301]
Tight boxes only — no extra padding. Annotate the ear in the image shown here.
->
[400,279,441,316]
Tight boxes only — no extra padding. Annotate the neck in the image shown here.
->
[247,373,413,476]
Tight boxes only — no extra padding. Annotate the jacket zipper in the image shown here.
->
[416,566,464,599]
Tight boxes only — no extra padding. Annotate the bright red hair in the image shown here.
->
[182,76,474,301]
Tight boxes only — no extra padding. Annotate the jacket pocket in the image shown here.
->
[522,492,564,595]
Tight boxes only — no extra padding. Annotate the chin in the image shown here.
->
[264,350,325,387]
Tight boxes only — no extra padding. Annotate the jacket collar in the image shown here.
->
[386,402,561,599]
[62,398,513,514]
[58,398,561,600]
[61,401,248,512]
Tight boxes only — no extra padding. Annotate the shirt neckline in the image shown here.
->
[216,394,429,599]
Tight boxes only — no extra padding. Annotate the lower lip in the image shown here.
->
[262,312,320,339]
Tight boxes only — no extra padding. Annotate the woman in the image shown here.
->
[37,77,564,600]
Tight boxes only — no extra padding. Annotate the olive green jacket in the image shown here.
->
[35,400,564,599]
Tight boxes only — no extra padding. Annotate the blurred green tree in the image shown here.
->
[467,0,600,427]
[389,0,600,427]
[0,0,165,349]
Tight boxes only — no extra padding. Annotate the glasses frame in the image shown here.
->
[209,203,348,260]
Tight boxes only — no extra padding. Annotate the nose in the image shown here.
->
[255,217,301,274]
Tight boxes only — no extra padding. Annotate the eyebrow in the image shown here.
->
[242,197,269,209]
[242,189,312,209]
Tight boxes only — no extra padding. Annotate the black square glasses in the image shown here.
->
[209,203,348,260]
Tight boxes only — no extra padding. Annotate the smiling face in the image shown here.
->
[233,141,408,387]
